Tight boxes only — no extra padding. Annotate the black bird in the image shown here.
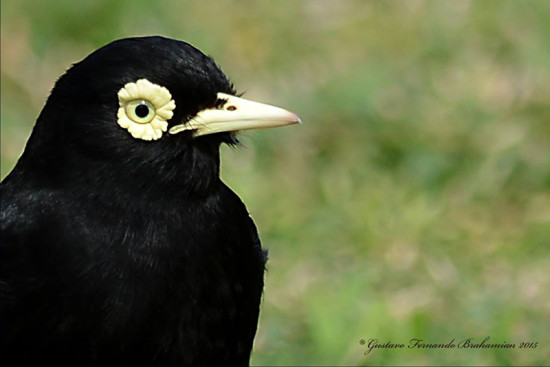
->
[0,36,300,366]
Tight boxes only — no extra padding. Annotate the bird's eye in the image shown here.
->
[126,100,156,124]
[117,79,176,141]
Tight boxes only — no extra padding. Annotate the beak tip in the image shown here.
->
[290,112,302,125]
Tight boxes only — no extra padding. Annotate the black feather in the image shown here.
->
[1,36,267,366]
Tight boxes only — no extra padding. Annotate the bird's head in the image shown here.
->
[19,36,300,197]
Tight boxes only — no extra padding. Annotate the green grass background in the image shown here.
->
[2,1,549,365]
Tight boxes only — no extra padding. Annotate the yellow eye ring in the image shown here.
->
[126,100,156,124]
[117,79,176,141]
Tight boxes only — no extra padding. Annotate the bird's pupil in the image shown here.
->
[135,104,150,118]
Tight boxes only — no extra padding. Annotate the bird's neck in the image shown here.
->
[12,141,223,202]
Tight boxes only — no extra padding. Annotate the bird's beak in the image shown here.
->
[169,93,301,137]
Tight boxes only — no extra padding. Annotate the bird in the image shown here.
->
[0,36,300,366]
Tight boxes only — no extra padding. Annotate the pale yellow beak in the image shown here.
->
[168,93,301,137]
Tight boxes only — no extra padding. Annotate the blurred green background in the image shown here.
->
[2,1,549,365]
